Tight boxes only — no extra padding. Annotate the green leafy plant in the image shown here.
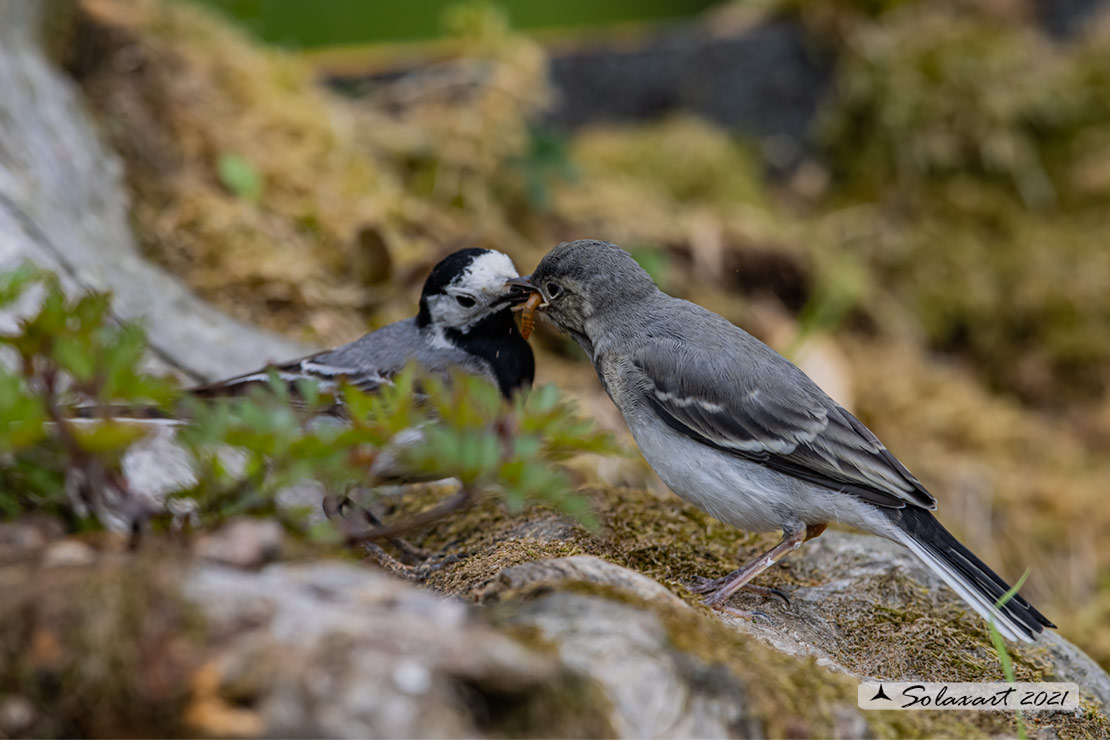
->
[172,368,616,537]
[0,266,177,525]
[1,265,618,541]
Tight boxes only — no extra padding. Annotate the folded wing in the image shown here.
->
[630,340,936,510]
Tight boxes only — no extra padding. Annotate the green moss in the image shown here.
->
[409,489,587,599]
[71,0,551,346]
[406,484,1110,738]
[410,485,783,600]
[569,115,768,209]
[844,209,1110,403]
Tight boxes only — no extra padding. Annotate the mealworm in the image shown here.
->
[519,292,542,339]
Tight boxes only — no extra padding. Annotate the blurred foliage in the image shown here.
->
[73,0,404,342]
[503,123,576,209]
[174,369,616,532]
[567,115,766,209]
[550,114,786,288]
[372,1,553,231]
[0,266,177,524]
[824,5,1088,207]
[626,245,674,291]
[819,2,1110,402]
[0,266,617,536]
[792,249,869,349]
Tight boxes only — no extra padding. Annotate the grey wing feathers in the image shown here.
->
[190,320,421,398]
[188,352,392,398]
[631,338,937,510]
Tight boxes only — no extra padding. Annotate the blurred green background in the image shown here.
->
[189,0,719,45]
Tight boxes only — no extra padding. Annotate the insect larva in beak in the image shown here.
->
[519,292,542,339]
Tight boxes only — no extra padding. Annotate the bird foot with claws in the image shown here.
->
[690,576,791,606]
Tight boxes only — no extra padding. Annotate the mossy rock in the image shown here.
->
[395,485,1110,738]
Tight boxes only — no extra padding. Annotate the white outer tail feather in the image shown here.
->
[890,528,1033,644]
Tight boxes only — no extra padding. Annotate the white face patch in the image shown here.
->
[458,250,519,292]
[425,250,521,333]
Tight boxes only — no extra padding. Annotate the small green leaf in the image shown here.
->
[53,336,96,382]
[0,372,46,453]
[70,421,147,454]
[294,377,321,408]
[217,153,264,203]
[524,383,560,414]
[0,263,42,308]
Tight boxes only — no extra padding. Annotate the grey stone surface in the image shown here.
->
[8,525,1106,738]
[0,0,305,383]
[196,518,285,569]
[501,588,754,738]
[545,19,831,163]
[117,421,197,498]
[182,561,566,738]
[1036,0,1110,38]
[180,557,793,738]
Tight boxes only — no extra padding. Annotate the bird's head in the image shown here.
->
[417,248,531,333]
[507,240,657,340]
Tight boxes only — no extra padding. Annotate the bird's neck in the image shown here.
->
[581,291,660,360]
[442,310,535,397]
[415,297,433,328]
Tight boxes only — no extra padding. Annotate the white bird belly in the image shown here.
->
[625,414,892,536]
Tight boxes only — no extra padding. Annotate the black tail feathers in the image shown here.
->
[890,505,1054,642]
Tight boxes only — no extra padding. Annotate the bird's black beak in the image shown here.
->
[505,275,540,305]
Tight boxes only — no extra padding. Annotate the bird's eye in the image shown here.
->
[455,295,476,308]
[545,282,563,299]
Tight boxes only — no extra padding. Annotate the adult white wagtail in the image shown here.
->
[510,239,1054,643]
[191,248,535,402]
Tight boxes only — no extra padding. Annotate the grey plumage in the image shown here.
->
[518,239,1053,643]
[192,248,534,401]
[193,319,483,397]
